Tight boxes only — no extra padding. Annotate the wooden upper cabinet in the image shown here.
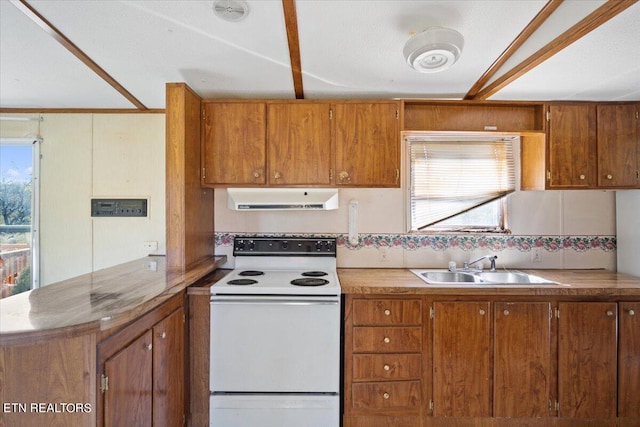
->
[619,301,640,418]
[334,102,400,187]
[493,302,552,418]
[547,104,597,188]
[597,104,639,188]
[432,301,491,417]
[202,102,266,185]
[267,103,332,185]
[558,302,617,419]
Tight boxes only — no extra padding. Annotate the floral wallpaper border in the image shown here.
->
[215,233,616,253]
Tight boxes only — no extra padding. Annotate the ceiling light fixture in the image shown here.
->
[212,0,249,22]
[403,27,464,73]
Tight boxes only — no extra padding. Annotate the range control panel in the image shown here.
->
[91,199,148,217]
[233,237,336,256]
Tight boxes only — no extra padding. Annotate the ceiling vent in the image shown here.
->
[213,0,249,22]
[403,27,464,73]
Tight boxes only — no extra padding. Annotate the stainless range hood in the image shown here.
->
[227,188,339,211]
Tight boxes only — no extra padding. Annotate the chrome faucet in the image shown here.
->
[463,255,498,272]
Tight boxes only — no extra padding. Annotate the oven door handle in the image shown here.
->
[210,297,339,305]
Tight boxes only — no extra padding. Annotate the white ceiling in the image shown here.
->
[1,0,638,110]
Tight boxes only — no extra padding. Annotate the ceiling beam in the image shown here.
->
[10,0,148,110]
[282,0,304,99]
[473,0,638,101]
[464,0,564,100]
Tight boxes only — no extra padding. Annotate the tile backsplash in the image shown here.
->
[214,188,617,271]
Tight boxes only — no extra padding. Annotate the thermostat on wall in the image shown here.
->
[91,198,148,217]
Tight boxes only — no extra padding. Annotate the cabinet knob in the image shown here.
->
[253,171,261,179]
[628,309,635,316]
[339,171,350,182]
[383,364,391,371]
[503,309,510,316]
[274,172,281,179]
[383,337,391,344]
[145,343,153,351]
[606,174,613,180]
[382,392,390,400]
[479,309,486,316]
[384,309,391,316]
[606,310,614,317]
[579,174,586,180]
[160,332,166,339]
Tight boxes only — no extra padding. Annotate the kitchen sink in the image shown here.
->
[410,269,557,286]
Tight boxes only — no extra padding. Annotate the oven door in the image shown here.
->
[210,295,340,393]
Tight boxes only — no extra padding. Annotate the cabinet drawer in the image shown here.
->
[352,299,422,325]
[353,354,421,382]
[352,381,421,409]
[353,327,422,353]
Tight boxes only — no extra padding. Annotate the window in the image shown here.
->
[0,136,40,298]
[407,133,516,232]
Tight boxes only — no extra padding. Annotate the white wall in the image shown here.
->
[616,190,640,276]
[214,187,617,271]
[1,113,166,286]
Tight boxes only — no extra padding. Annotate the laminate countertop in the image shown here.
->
[0,255,226,343]
[338,268,640,296]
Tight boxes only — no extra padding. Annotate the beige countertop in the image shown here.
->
[0,255,226,343]
[338,268,640,296]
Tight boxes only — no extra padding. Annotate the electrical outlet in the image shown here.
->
[144,241,158,251]
[532,247,542,263]
[379,247,389,262]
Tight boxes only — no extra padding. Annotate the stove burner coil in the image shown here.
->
[301,271,328,277]
[227,279,258,286]
[291,278,330,287]
[238,270,265,276]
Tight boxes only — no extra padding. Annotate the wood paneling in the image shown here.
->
[166,83,214,272]
[188,291,211,427]
[202,102,266,185]
[618,301,640,418]
[494,302,552,417]
[267,102,332,185]
[520,133,547,190]
[0,334,96,427]
[558,302,617,419]
[433,301,491,417]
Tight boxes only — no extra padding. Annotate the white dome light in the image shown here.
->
[403,27,464,73]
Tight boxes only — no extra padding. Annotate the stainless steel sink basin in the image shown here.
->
[474,271,556,284]
[410,269,557,286]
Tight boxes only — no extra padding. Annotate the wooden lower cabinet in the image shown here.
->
[619,302,640,419]
[99,296,186,427]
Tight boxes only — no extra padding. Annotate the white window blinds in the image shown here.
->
[408,134,516,231]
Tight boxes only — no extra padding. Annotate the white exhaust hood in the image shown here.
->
[227,188,339,211]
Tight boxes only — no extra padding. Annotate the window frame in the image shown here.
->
[404,131,517,234]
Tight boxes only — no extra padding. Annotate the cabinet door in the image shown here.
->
[267,103,332,185]
[334,102,400,187]
[104,330,153,427]
[494,302,552,417]
[433,301,491,417]
[619,302,640,417]
[153,308,185,427]
[558,302,617,419]
[548,104,596,188]
[202,102,266,185]
[597,104,639,188]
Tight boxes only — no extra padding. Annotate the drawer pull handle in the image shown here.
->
[383,364,391,371]
[606,174,613,180]
[383,392,390,400]
[479,309,486,316]
[160,332,167,339]
[503,309,510,316]
[383,337,391,344]
[606,310,614,317]
[384,309,391,316]
[145,343,152,351]
[629,309,636,316]
[579,174,586,180]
